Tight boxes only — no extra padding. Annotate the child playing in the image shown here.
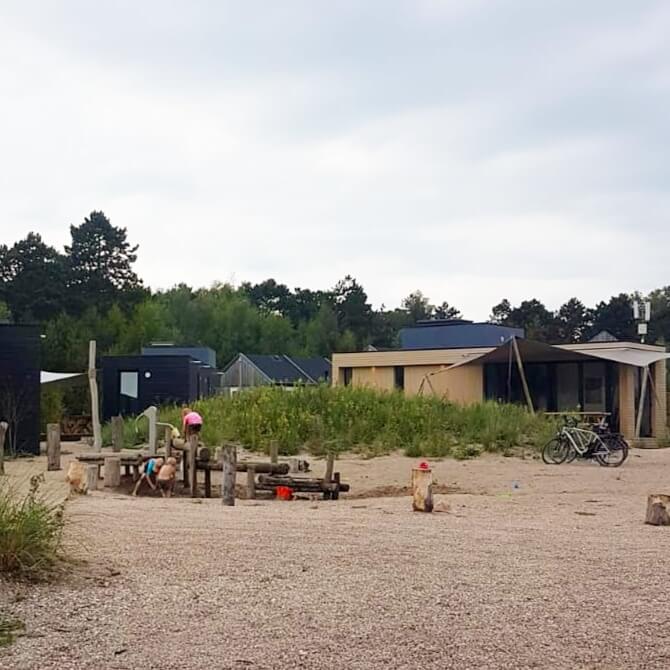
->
[181,407,203,439]
[132,457,164,496]
[156,457,178,498]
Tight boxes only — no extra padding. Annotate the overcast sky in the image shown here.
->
[1,1,668,320]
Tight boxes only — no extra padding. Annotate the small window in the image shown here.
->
[120,371,139,398]
[342,367,353,387]
[394,366,404,390]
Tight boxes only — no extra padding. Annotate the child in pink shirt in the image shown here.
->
[181,407,203,438]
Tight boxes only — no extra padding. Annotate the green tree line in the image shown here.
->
[2,211,670,380]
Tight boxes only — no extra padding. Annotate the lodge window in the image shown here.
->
[394,366,405,390]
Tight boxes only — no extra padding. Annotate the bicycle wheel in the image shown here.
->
[565,444,578,463]
[542,437,570,464]
[595,435,629,467]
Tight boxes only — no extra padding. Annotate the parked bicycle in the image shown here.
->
[542,415,629,467]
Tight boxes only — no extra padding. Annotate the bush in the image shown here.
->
[0,475,65,579]
[155,386,556,458]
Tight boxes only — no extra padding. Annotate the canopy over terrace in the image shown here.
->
[422,337,670,438]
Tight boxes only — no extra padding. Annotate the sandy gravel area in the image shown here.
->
[2,448,670,669]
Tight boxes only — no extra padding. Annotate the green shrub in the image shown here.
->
[0,475,65,579]
[150,386,555,458]
[40,388,63,433]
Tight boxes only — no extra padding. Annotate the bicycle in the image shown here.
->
[542,415,628,467]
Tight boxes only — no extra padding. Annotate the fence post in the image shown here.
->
[246,466,256,499]
[111,416,124,453]
[104,457,121,488]
[47,423,61,471]
[164,426,172,459]
[189,434,198,497]
[269,442,278,464]
[222,445,237,506]
[0,421,7,475]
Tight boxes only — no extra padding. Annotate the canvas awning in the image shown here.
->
[40,371,86,385]
[574,348,670,368]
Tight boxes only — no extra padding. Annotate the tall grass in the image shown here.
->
[0,475,65,579]
[147,386,556,459]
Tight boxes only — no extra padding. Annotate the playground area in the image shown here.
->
[2,446,670,669]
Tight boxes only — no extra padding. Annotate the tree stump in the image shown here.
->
[85,465,98,493]
[104,457,121,488]
[411,467,433,513]
[46,423,61,471]
[222,445,237,506]
[111,416,124,453]
[645,495,670,526]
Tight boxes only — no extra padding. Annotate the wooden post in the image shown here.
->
[104,457,121,488]
[288,458,300,474]
[645,494,670,526]
[164,426,172,459]
[85,465,98,493]
[88,340,102,451]
[0,421,7,475]
[204,467,212,498]
[111,416,124,453]
[46,423,61,471]
[269,442,278,464]
[246,466,256,500]
[222,445,237,506]
[411,466,433,512]
[511,337,534,415]
[635,367,649,439]
[188,434,198,498]
[324,453,335,484]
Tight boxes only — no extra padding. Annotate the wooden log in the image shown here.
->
[46,423,61,471]
[104,457,121,488]
[188,434,198,497]
[88,340,102,451]
[269,442,278,464]
[111,416,124,453]
[0,421,7,475]
[324,453,335,485]
[221,445,237,506]
[246,466,256,500]
[256,474,350,492]
[85,465,98,493]
[198,461,289,475]
[645,494,670,526]
[411,467,433,513]
[204,467,212,498]
[164,426,172,459]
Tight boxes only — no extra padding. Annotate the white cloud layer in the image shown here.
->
[1,0,668,319]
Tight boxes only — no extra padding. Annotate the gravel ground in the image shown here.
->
[2,450,670,669]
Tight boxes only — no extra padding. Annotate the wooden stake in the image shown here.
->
[269,442,278,464]
[88,340,102,451]
[324,453,335,485]
[511,337,534,415]
[246,466,256,499]
[46,423,61,471]
[188,434,198,497]
[164,426,172,460]
[645,494,670,526]
[0,421,7,475]
[104,457,121,488]
[222,445,237,506]
[111,416,124,453]
[635,366,649,439]
[85,465,98,493]
[411,467,433,512]
[204,467,212,498]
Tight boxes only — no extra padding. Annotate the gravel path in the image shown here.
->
[2,450,670,669]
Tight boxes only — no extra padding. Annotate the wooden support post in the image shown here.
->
[188,434,198,497]
[324,453,335,485]
[635,366,649,439]
[88,340,102,451]
[246,466,256,500]
[0,421,7,475]
[46,423,61,471]
[411,466,433,512]
[164,426,172,460]
[645,494,670,526]
[104,457,121,488]
[511,337,534,415]
[332,472,341,501]
[204,467,212,498]
[269,442,278,464]
[85,465,98,493]
[213,446,222,464]
[111,416,124,453]
[222,445,237,506]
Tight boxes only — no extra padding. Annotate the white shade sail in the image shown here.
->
[40,371,86,385]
